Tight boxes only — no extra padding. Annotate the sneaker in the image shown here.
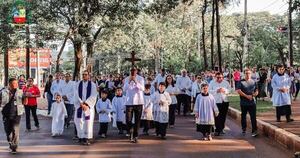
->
[72,136,79,140]
[32,126,40,131]
[207,135,212,141]
[10,148,17,154]
[220,130,226,135]
[101,134,106,138]
[251,131,258,137]
[133,137,138,143]
[214,132,220,136]
[125,133,130,137]
[169,125,174,128]
[51,133,56,137]
[287,118,294,123]
[201,136,208,141]
[83,140,91,146]
[25,129,31,132]
[242,130,246,135]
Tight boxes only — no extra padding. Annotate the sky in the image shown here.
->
[225,0,289,15]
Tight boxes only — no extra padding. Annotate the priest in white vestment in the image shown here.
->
[74,70,98,145]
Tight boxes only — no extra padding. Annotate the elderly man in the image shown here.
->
[176,69,192,116]
[0,78,24,154]
[123,67,145,143]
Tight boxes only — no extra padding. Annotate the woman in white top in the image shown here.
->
[165,75,179,128]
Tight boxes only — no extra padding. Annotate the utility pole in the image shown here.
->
[288,0,294,67]
[243,0,248,70]
[25,24,30,79]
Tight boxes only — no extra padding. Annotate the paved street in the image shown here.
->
[0,112,293,158]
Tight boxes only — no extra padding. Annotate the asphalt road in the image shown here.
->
[0,113,293,158]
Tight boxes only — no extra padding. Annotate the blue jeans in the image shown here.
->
[46,93,53,115]
[65,103,74,126]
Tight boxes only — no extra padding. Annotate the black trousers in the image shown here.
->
[116,121,126,132]
[99,123,108,135]
[141,120,151,133]
[215,102,229,133]
[276,105,292,121]
[155,122,168,137]
[240,105,257,133]
[295,83,300,98]
[3,116,21,150]
[126,105,143,138]
[177,94,190,116]
[197,124,213,136]
[65,104,74,126]
[169,104,177,125]
[25,105,39,130]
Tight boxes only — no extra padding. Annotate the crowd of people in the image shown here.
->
[0,64,296,154]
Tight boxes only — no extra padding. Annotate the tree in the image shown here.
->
[35,0,140,79]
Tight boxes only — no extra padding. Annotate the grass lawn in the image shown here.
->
[228,95,274,113]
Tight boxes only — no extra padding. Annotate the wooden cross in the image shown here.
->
[125,51,141,67]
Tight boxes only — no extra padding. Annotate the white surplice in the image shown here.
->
[193,94,219,125]
[50,101,68,135]
[141,94,154,120]
[271,73,292,107]
[96,98,112,123]
[74,80,98,139]
[152,91,172,123]
[112,96,126,123]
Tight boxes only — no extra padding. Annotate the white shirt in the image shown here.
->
[123,75,145,105]
[51,79,64,100]
[209,80,231,103]
[154,74,166,87]
[60,80,76,104]
[165,85,179,104]
[176,76,192,95]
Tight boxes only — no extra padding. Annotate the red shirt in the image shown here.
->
[23,85,40,106]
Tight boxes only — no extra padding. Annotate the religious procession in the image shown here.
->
[1,0,299,157]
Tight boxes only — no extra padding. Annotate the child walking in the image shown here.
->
[153,82,172,140]
[194,83,219,141]
[96,89,112,138]
[112,87,127,135]
[51,93,68,137]
[141,84,154,135]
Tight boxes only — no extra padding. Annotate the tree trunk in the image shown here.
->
[277,47,287,67]
[201,0,208,70]
[215,0,222,72]
[55,30,70,73]
[73,41,83,80]
[210,0,216,70]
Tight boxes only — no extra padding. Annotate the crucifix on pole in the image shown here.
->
[125,51,141,67]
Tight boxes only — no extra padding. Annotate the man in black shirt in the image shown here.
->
[236,69,259,137]
[1,78,24,154]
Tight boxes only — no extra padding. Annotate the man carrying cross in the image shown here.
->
[123,66,145,143]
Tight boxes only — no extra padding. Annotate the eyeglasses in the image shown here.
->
[216,77,223,79]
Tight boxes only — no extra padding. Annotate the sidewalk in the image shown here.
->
[257,100,300,136]
[228,98,300,153]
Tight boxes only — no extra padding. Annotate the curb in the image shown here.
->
[228,107,300,152]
